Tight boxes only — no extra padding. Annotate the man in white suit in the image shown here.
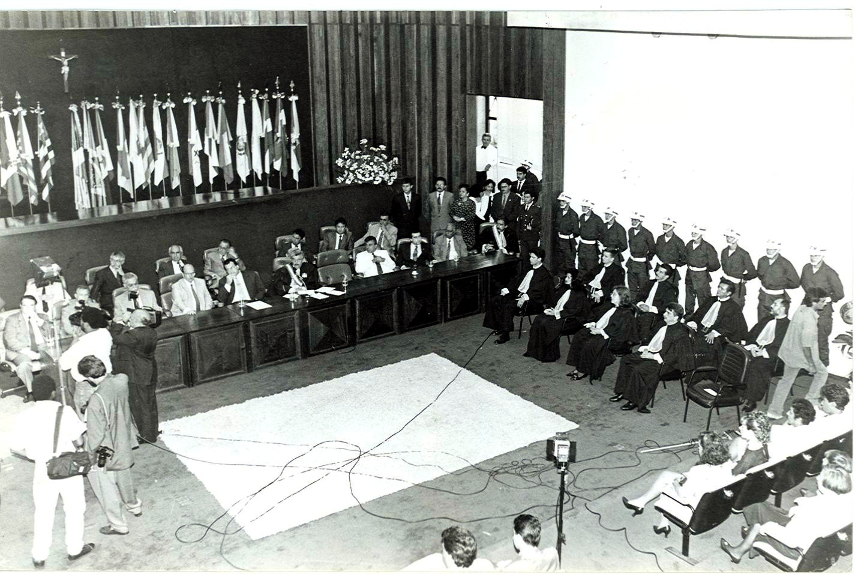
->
[171,264,213,316]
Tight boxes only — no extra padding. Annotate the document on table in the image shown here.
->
[317,286,342,295]
[245,301,272,310]
[307,292,329,300]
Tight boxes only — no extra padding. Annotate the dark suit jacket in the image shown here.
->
[638,279,679,311]
[396,241,432,267]
[512,178,538,199]
[318,230,354,253]
[270,263,320,295]
[479,225,518,253]
[216,270,266,305]
[489,191,519,228]
[109,323,158,386]
[390,191,422,237]
[156,258,187,281]
[508,265,555,307]
[91,266,126,312]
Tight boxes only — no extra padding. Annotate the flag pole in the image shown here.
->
[290,80,299,190]
[34,101,51,213]
[164,92,180,197]
[13,92,34,216]
[140,95,153,202]
[155,93,166,197]
[205,90,212,193]
[219,87,227,192]
[264,86,270,189]
[275,77,283,190]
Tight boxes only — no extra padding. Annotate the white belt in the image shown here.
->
[687,265,707,272]
[722,274,742,284]
[761,287,785,296]
[630,256,647,262]
[558,233,574,239]
[580,239,597,245]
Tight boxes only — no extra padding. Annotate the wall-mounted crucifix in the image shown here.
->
[49,48,78,94]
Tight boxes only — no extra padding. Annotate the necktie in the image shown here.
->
[133,294,140,309]
[115,271,122,284]
[375,259,384,275]
[190,282,201,312]
[412,245,419,260]
[377,228,383,244]
[518,181,523,192]
[405,193,411,205]
[448,238,453,259]
[27,319,38,351]
[502,192,508,206]
[438,193,442,207]
[336,234,342,250]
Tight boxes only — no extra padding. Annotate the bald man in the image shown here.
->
[170,265,213,316]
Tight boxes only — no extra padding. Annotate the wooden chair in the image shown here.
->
[751,524,851,572]
[316,249,351,267]
[159,273,182,295]
[317,264,353,287]
[85,265,107,286]
[479,221,494,236]
[683,343,750,431]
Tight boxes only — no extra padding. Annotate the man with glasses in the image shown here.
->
[364,212,398,254]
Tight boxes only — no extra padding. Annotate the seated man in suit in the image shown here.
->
[91,251,128,315]
[2,295,52,403]
[276,228,314,262]
[59,285,101,340]
[479,217,518,255]
[433,223,469,262]
[355,237,396,277]
[217,258,266,305]
[156,245,186,280]
[741,297,790,412]
[686,279,748,367]
[364,213,399,254]
[113,273,161,324]
[170,264,214,316]
[483,247,555,345]
[271,248,320,295]
[634,264,679,343]
[396,231,432,269]
[204,239,246,288]
[319,218,353,252]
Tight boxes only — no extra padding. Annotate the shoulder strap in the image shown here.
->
[53,404,63,454]
[93,392,110,430]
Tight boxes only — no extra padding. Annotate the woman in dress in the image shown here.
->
[524,269,590,363]
[450,184,477,250]
[471,179,496,240]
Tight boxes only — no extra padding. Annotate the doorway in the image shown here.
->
[472,96,543,184]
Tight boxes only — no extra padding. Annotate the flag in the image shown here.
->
[80,101,105,206]
[164,101,181,190]
[261,93,273,174]
[235,95,250,184]
[273,94,287,177]
[137,101,155,185]
[0,110,24,207]
[113,100,133,196]
[289,93,302,185]
[15,108,38,204]
[184,95,203,188]
[128,99,145,189]
[69,104,91,210]
[250,92,263,180]
[216,97,234,185]
[92,103,113,184]
[152,97,168,186]
[203,95,219,182]
[35,111,55,202]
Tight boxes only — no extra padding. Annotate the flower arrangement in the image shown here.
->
[335,139,399,185]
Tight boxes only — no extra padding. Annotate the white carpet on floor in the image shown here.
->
[160,353,578,540]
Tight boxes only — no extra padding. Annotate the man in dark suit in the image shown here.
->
[686,280,749,367]
[516,189,541,267]
[489,179,519,232]
[109,309,159,443]
[91,252,128,315]
[216,258,266,305]
[156,245,186,280]
[483,247,555,344]
[479,217,518,255]
[270,249,320,295]
[318,218,354,253]
[390,177,422,239]
[512,166,538,199]
[396,231,432,268]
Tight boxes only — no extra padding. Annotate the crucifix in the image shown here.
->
[49,48,78,93]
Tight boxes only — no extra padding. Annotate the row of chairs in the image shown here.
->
[654,430,852,567]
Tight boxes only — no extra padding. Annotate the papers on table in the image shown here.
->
[307,292,329,300]
[317,286,344,295]
[245,301,272,310]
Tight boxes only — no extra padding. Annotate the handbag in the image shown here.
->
[45,405,91,480]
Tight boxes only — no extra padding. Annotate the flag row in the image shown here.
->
[0,93,55,210]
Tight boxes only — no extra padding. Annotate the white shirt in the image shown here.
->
[356,250,396,277]
[170,260,184,275]
[447,238,458,260]
[59,328,113,383]
[12,401,85,463]
[493,227,508,251]
[475,143,498,172]
[643,282,660,313]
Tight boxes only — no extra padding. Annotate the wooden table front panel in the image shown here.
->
[189,323,247,385]
[155,335,188,392]
[249,312,301,368]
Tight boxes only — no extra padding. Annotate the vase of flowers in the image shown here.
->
[335,139,399,186]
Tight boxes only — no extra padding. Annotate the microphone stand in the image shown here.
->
[640,439,699,453]
[555,461,568,566]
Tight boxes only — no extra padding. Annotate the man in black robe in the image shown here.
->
[686,280,748,367]
[634,264,679,343]
[483,247,554,344]
[109,309,159,443]
[585,249,625,305]
[741,297,790,411]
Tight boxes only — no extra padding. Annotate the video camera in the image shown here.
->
[546,432,577,467]
[30,256,63,288]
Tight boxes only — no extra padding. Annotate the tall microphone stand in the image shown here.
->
[555,460,568,565]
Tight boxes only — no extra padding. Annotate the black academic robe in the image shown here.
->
[482,265,555,333]
[565,303,637,380]
[689,297,748,366]
[479,225,518,254]
[585,263,626,303]
[109,323,159,442]
[524,286,591,362]
[743,316,791,402]
[270,263,320,295]
[614,322,695,409]
[635,280,679,343]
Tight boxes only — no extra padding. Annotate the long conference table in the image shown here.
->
[152,253,521,392]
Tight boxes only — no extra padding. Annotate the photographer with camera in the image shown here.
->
[78,355,142,536]
[59,285,101,340]
[109,309,160,443]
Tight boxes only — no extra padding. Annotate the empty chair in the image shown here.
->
[316,249,350,267]
[683,343,750,430]
[159,273,182,295]
[85,265,108,287]
[317,264,353,287]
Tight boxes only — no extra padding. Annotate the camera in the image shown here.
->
[95,446,114,468]
[546,432,577,465]
[129,291,139,301]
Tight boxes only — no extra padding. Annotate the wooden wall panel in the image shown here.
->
[309,22,331,186]
[356,20,374,142]
[402,23,419,187]
[418,24,434,209]
[340,15,359,148]
[540,29,567,258]
[434,24,449,183]
[372,22,389,149]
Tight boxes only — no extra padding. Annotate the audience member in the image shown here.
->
[3,295,52,403]
[59,307,113,417]
[110,309,159,443]
[720,229,756,310]
[355,237,397,277]
[271,248,320,295]
[489,178,518,231]
[450,184,477,250]
[808,384,851,440]
[479,217,517,255]
[496,514,559,572]
[729,411,771,474]
[799,246,844,368]
[564,286,637,382]
[601,208,627,265]
[397,231,432,269]
[156,245,186,280]
[428,177,454,236]
[524,269,590,363]
[80,356,143,536]
[365,212,399,253]
[319,217,355,252]
[391,178,422,239]
[59,285,101,340]
[626,212,655,300]
[610,302,694,414]
[403,525,493,571]
[756,240,799,322]
[769,399,817,459]
[483,247,554,345]
[204,239,246,287]
[741,298,790,411]
[554,195,579,273]
[686,280,748,367]
[475,132,498,183]
[170,264,214,316]
[216,258,266,305]
[633,264,678,344]
[9,376,94,568]
[575,200,604,278]
[585,249,625,305]
[653,218,687,288]
[91,252,128,314]
[766,288,830,419]
[684,224,721,315]
[433,223,469,262]
[113,273,161,323]
[516,189,541,266]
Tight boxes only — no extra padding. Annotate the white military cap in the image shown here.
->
[662,217,676,227]
[724,228,741,239]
